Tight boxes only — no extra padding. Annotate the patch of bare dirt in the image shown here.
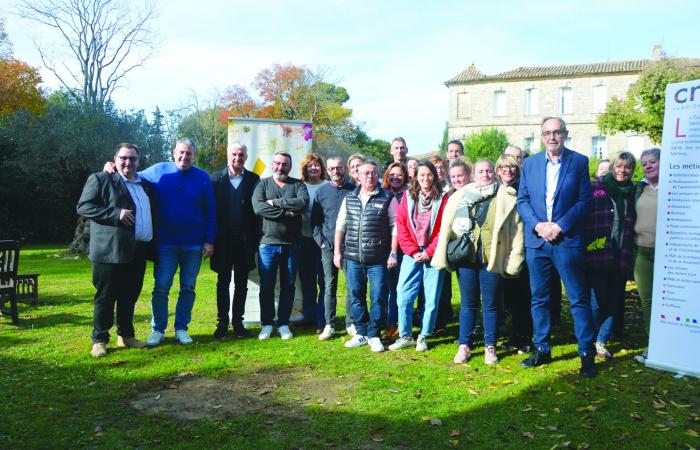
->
[129,367,354,421]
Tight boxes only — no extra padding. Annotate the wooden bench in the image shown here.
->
[16,273,40,306]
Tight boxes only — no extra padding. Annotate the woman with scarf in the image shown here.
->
[584,151,636,360]
[382,162,409,339]
[388,161,448,352]
[432,159,524,365]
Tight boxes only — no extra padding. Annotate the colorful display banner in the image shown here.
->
[647,78,700,377]
[227,117,313,178]
[227,117,313,325]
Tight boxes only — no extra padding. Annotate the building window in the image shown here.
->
[565,137,572,148]
[591,136,607,158]
[559,87,573,115]
[493,90,506,117]
[523,137,535,153]
[524,88,538,115]
[457,92,471,118]
[592,85,607,113]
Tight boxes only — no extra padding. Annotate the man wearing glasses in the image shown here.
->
[516,116,597,378]
[252,152,309,341]
[311,156,356,340]
[78,143,155,357]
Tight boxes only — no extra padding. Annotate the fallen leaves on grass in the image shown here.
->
[256,383,278,395]
[522,431,535,439]
[449,429,460,437]
[421,417,442,425]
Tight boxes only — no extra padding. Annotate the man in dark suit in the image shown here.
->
[77,143,155,357]
[516,116,597,378]
[210,143,261,339]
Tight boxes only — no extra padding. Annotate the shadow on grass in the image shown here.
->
[1,343,698,450]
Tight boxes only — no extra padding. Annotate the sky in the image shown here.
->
[2,0,698,154]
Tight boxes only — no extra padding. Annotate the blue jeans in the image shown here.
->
[455,263,501,347]
[344,259,387,338]
[386,253,403,326]
[526,243,596,356]
[258,243,300,327]
[396,255,445,337]
[588,266,626,344]
[299,237,325,327]
[151,244,203,333]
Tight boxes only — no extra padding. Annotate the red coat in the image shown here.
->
[396,192,448,258]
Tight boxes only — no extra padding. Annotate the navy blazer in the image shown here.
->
[516,148,592,248]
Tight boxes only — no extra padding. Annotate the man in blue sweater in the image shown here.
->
[139,138,216,346]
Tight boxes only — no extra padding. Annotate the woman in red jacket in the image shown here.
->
[388,161,448,352]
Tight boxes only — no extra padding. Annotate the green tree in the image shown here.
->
[598,59,700,143]
[463,128,509,163]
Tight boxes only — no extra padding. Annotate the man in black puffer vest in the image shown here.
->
[334,161,399,353]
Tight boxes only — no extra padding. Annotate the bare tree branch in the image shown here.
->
[18,0,158,108]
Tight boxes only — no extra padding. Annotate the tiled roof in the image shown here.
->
[446,59,655,85]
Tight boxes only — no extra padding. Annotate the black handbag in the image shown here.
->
[446,233,475,265]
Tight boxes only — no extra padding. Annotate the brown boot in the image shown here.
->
[91,343,107,358]
[117,336,146,348]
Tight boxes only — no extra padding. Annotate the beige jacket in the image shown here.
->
[432,184,524,277]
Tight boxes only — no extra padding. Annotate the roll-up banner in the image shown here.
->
[647,78,700,377]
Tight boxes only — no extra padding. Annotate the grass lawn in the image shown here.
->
[1,244,698,449]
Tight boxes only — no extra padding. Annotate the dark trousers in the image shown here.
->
[91,244,148,343]
[216,241,250,326]
[434,274,454,329]
[320,246,354,328]
[503,265,533,346]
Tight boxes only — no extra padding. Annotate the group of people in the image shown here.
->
[78,116,661,378]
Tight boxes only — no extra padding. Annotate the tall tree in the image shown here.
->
[0,17,13,59]
[0,58,44,117]
[598,59,700,144]
[18,0,156,109]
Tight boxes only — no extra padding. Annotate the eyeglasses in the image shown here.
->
[117,155,138,162]
[328,166,344,171]
[542,130,565,137]
[498,165,517,170]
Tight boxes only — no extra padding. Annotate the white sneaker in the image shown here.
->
[415,334,428,352]
[318,325,335,341]
[175,329,193,345]
[388,336,414,351]
[346,324,357,336]
[368,337,384,352]
[344,335,368,348]
[146,331,164,347]
[258,325,273,340]
[278,325,294,340]
[289,311,305,323]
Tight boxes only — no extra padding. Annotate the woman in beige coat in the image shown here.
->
[432,156,524,364]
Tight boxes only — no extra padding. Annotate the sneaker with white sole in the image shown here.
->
[415,334,428,352]
[344,335,368,348]
[368,337,384,352]
[175,329,193,345]
[91,342,107,358]
[484,346,499,365]
[346,324,357,337]
[258,325,273,340]
[289,311,305,323]
[595,341,612,359]
[117,336,146,348]
[278,325,293,340]
[388,336,414,351]
[453,344,471,364]
[318,325,335,341]
[146,331,164,347]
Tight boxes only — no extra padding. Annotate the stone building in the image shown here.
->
[445,47,672,158]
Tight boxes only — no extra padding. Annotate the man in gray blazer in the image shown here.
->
[77,143,155,357]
